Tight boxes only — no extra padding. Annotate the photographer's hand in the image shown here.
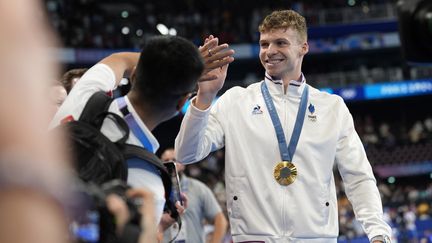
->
[159,192,189,231]
[126,188,157,243]
[106,194,130,235]
[177,192,188,214]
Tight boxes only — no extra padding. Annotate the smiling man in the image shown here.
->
[175,10,392,243]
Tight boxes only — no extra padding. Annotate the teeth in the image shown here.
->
[267,59,282,64]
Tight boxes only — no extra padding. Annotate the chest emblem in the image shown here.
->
[308,103,317,122]
[252,104,263,115]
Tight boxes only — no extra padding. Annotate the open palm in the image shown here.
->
[198,36,234,97]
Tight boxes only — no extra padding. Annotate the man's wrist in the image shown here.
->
[195,92,216,110]
[371,235,391,243]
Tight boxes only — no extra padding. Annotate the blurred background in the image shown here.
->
[44,0,432,242]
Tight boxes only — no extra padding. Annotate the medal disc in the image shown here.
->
[273,161,297,186]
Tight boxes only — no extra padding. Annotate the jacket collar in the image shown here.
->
[264,72,307,97]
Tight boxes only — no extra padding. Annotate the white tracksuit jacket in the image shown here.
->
[175,78,392,243]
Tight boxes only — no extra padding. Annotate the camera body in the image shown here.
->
[71,179,142,243]
[100,180,142,225]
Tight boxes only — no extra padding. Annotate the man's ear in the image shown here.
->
[129,66,136,86]
[300,42,309,56]
[176,93,191,111]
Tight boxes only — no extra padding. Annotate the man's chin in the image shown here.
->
[266,70,282,79]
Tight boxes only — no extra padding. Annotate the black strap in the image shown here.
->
[123,144,166,169]
[123,144,180,221]
[79,92,129,144]
[79,92,112,125]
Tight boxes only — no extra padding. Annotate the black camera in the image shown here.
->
[397,0,432,64]
[70,179,142,243]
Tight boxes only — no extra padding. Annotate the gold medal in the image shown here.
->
[273,161,297,186]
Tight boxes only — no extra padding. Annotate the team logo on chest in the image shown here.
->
[308,103,317,122]
[252,104,263,115]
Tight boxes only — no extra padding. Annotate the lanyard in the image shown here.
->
[261,81,309,162]
[116,97,154,153]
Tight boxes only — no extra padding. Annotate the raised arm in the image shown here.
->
[99,52,140,86]
[175,36,233,163]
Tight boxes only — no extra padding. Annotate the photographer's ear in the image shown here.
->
[129,66,136,87]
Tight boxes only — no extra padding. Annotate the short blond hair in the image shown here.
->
[258,10,308,42]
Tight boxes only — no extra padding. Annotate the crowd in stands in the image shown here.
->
[355,116,432,167]
[45,0,432,90]
[45,0,396,49]
[239,65,432,90]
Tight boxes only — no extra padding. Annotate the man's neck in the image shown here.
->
[127,93,161,131]
[281,71,302,93]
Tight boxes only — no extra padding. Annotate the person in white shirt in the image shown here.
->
[51,35,234,232]
[161,148,228,243]
[175,10,392,243]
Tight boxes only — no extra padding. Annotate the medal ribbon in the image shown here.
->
[116,97,154,153]
[261,81,309,162]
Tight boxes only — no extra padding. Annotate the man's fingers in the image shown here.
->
[221,63,230,73]
[175,201,186,214]
[205,48,235,63]
[205,56,235,71]
[204,35,215,45]
[199,38,218,53]
[203,43,231,60]
[208,43,229,55]
[106,194,130,233]
[126,188,153,199]
[199,74,218,82]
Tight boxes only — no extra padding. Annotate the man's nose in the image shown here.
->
[267,43,278,55]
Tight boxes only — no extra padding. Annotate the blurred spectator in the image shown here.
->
[424,117,432,140]
[409,121,426,144]
[0,1,71,243]
[362,116,379,147]
[60,68,88,93]
[378,122,396,149]
[48,81,67,118]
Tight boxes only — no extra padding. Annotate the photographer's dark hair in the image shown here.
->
[133,35,204,109]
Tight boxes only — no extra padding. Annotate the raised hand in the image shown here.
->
[196,36,235,110]
[199,36,234,82]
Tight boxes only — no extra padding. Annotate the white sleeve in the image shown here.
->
[175,96,226,164]
[49,64,116,128]
[335,98,392,240]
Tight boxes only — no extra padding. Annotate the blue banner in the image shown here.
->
[364,80,432,99]
[321,79,432,101]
